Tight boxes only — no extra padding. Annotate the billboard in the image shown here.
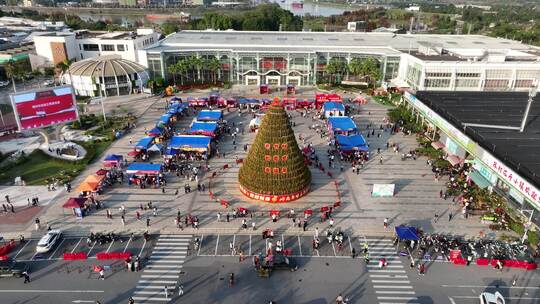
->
[10,86,78,131]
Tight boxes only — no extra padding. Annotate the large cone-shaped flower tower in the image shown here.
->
[238,100,311,203]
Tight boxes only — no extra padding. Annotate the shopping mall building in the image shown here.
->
[139,30,540,90]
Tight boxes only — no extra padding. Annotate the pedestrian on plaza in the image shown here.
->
[378,258,387,268]
[379,156,383,164]
[329,218,334,228]
[439,190,443,198]
[22,271,30,283]
[146,218,150,227]
[121,215,126,226]
[251,221,256,230]
[229,273,235,287]
[336,294,344,304]
[99,269,105,280]
[128,297,134,304]
[448,213,453,221]
[10,204,14,213]
[153,207,157,217]
[410,259,415,269]
[351,247,356,259]
[2,204,6,213]
[314,227,319,239]
[303,220,307,231]
[136,211,141,221]
[178,284,184,296]
[383,218,388,229]
[226,213,230,222]
[134,259,139,272]
[120,205,126,216]
[164,285,169,299]
[34,218,40,231]
[418,263,425,276]
[434,213,439,223]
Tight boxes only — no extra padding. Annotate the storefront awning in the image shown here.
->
[469,170,491,189]
[447,155,462,167]
[431,141,445,150]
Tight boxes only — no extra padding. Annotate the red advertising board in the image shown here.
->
[10,86,78,131]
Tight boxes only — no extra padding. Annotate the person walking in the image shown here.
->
[34,218,40,231]
[99,268,105,280]
[448,212,453,222]
[418,263,426,276]
[383,218,388,229]
[252,221,256,230]
[164,285,169,299]
[22,271,30,283]
[314,227,319,239]
[121,215,126,226]
[434,213,439,223]
[329,218,334,228]
[351,247,356,259]
[128,297,134,304]
[178,284,184,296]
[146,218,151,227]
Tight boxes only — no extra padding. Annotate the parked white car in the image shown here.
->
[0,80,10,87]
[36,230,62,253]
[479,291,505,304]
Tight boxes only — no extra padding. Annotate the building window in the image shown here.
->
[456,79,479,88]
[117,45,125,51]
[83,44,99,51]
[101,44,114,51]
[424,78,451,88]
[425,72,452,78]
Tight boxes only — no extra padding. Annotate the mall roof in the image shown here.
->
[415,91,540,188]
[65,55,146,78]
[146,30,537,56]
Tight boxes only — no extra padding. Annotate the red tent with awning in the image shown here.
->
[63,197,86,209]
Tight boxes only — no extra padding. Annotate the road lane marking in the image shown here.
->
[123,236,132,253]
[0,290,104,293]
[70,238,83,254]
[376,291,416,294]
[232,234,236,255]
[348,237,353,255]
[377,296,418,300]
[138,238,147,257]
[249,235,251,256]
[14,240,31,259]
[370,274,408,278]
[105,240,115,253]
[215,235,219,256]
[298,235,303,256]
[442,285,540,289]
[87,241,96,256]
[368,270,406,273]
[48,239,65,260]
[372,280,411,284]
[198,234,203,256]
[138,280,176,284]
[373,286,413,289]
[449,296,457,304]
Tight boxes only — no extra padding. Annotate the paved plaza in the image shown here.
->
[0,86,537,304]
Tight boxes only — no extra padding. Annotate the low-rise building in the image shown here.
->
[33,28,160,67]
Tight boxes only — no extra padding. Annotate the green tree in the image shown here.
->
[175,60,189,85]
[188,56,204,83]
[167,63,178,86]
[161,22,179,36]
[360,57,381,85]
[325,58,347,84]
[205,57,221,84]
[347,58,363,81]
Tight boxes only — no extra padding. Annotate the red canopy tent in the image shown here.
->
[320,206,329,213]
[304,209,313,216]
[127,150,141,157]
[270,210,280,216]
[260,84,269,94]
[63,197,86,209]
[95,169,108,176]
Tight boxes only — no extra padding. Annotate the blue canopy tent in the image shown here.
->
[135,136,155,150]
[168,102,187,114]
[323,102,345,118]
[103,154,123,167]
[336,134,368,152]
[189,121,218,137]
[395,226,420,241]
[126,163,162,175]
[169,135,212,153]
[159,114,172,125]
[197,110,223,122]
[170,96,182,102]
[328,117,357,135]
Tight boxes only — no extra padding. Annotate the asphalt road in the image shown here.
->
[1,233,156,304]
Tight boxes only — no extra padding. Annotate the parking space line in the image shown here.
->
[48,239,65,260]
[70,238,83,254]
[232,234,236,255]
[331,242,337,257]
[265,238,268,253]
[105,240,115,253]
[215,235,219,256]
[197,235,203,256]
[348,237,353,254]
[249,235,251,256]
[298,235,302,256]
[123,236,132,253]
[87,241,96,256]
[14,241,30,259]
[281,235,284,249]
[138,239,147,257]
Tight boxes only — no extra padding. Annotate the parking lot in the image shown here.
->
[6,234,156,263]
[195,233,373,258]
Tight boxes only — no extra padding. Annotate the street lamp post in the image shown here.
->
[96,67,106,123]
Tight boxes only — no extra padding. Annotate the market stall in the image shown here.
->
[323,102,346,118]
[135,136,155,151]
[62,197,87,217]
[167,135,212,159]
[196,110,223,122]
[336,134,368,152]
[189,121,219,137]
[126,163,164,187]
[327,117,358,136]
[102,154,123,168]
[126,163,162,175]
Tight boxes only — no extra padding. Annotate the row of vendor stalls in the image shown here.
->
[326,113,368,153]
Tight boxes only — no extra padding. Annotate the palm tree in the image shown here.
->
[360,58,381,86]
[348,58,363,82]
[325,58,347,84]
[191,56,204,83]
[206,57,221,84]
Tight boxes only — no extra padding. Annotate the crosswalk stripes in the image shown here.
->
[364,237,420,304]
[132,234,192,303]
